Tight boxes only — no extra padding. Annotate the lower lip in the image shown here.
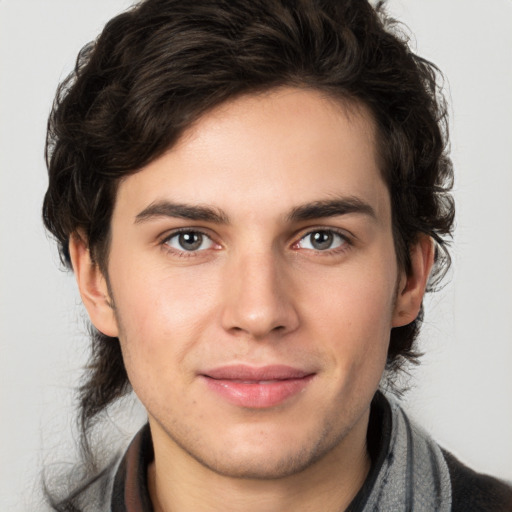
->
[202,375,314,408]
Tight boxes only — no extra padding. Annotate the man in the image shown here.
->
[42,0,512,510]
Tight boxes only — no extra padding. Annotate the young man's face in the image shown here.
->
[75,88,429,480]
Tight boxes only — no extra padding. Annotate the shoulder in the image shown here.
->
[442,449,512,512]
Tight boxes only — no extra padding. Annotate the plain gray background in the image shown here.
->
[1,0,511,509]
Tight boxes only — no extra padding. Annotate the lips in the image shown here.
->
[200,365,315,408]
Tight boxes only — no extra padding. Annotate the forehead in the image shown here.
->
[114,87,388,224]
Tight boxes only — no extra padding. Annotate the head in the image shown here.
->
[43,0,453,451]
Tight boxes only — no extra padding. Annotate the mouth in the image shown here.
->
[200,365,316,409]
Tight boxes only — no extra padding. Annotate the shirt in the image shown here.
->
[59,392,512,511]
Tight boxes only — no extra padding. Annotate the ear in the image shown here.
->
[68,232,119,337]
[392,234,435,327]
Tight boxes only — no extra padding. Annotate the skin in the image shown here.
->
[70,87,433,512]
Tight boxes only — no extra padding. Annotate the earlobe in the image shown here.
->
[68,232,119,337]
[392,235,435,327]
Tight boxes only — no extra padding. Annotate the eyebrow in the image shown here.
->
[287,197,376,222]
[135,201,229,224]
[134,196,376,225]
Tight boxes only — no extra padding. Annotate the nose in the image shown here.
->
[220,251,300,340]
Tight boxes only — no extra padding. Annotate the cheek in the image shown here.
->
[112,255,216,333]
[306,263,397,331]
[302,260,396,369]
[108,263,219,387]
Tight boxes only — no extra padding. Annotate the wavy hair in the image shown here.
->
[42,0,454,506]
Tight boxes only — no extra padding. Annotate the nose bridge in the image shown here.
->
[221,246,298,339]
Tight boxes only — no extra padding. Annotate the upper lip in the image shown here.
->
[202,364,314,381]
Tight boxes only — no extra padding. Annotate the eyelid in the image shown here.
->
[292,226,354,251]
[294,225,353,242]
[162,226,206,239]
[160,227,221,253]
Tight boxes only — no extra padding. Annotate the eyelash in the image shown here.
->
[160,227,353,257]
[293,228,352,255]
[161,228,219,257]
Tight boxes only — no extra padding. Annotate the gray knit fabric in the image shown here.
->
[361,397,452,511]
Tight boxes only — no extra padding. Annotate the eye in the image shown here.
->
[164,230,216,252]
[296,230,348,251]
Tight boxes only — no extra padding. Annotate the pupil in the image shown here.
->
[179,232,202,250]
[312,231,333,250]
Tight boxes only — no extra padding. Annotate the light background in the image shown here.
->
[1,0,511,509]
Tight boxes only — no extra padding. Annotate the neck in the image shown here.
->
[147,410,371,512]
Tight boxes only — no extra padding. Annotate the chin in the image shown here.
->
[185,422,348,480]
[194,448,322,480]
